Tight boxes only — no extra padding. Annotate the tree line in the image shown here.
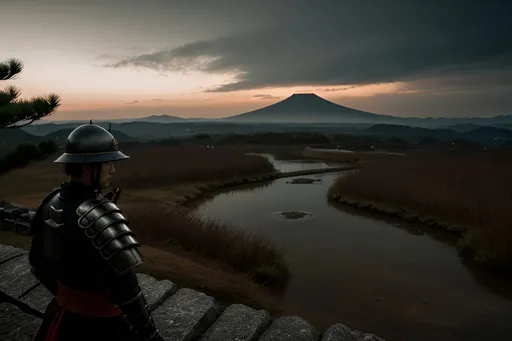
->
[0,139,58,174]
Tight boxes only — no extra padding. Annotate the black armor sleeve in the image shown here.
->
[28,187,61,236]
[28,188,62,295]
[76,197,143,275]
[76,197,163,341]
[113,275,160,341]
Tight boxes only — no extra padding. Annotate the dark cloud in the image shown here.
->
[106,0,512,97]
[318,86,361,92]
[253,94,281,100]
[124,100,139,105]
[337,85,512,117]
[151,98,163,101]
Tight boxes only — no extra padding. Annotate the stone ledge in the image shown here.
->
[199,304,271,341]
[0,303,41,341]
[0,244,385,341]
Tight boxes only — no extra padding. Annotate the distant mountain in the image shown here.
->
[37,115,213,126]
[10,92,512,147]
[352,123,512,147]
[224,93,395,123]
[439,123,484,133]
[135,114,185,123]
[23,123,86,136]
[28,93,511,128]
[494,124,512,131]
[461,126,512,141]
[223,93,512,128]
[0,129,40,148]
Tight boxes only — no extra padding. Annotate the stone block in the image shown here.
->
[152,288,221,341]
[258,316,318,341]
[200,304,270,341]
[136,273,177,312]
[0,255,39,299]
[0,303,42,341]
[0,245,25,265]
[321,323,385,341]
[18,283,53,313]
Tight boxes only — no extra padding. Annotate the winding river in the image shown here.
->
[191,155,512,341]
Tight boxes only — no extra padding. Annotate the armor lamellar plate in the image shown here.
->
[76,198,143,275]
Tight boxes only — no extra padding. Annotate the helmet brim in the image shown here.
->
[53,151,130,164]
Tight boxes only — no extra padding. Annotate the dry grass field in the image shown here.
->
[329,150,512,274]
[0,144,292,310]
[0,145,275,207]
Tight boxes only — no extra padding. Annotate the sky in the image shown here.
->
[1,0,511,120]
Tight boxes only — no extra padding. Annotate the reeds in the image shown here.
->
[127,203,290,286]
[329,150,512,274]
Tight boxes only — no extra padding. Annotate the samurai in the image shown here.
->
[27,123,164,341]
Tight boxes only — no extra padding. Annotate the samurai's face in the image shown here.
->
[81,162,116,189]
[99,162,115,189]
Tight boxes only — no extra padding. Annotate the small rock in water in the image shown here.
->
[274,211,314,220]
[286,178,321,184]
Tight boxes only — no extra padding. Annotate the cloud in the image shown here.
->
[124,100,139,104]
[253,94,280,100]
[317,86,361,92]
[105,0,512,96]
[151,98,163,101]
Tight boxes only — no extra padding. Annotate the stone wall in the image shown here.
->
[0,200,35,235]
[0,244,385,341]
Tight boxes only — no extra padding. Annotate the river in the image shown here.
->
[191,155,512,341]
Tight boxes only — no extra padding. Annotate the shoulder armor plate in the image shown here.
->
[76,198,143,275]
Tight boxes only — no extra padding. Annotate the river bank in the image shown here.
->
[190,159,512,341]
[327,150,512,279]
[4,149,512,340]
[328,194,467,236]
[171,165,356,207]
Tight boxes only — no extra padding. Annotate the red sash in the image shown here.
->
[44,281,121,341]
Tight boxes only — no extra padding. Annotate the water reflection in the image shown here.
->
[191,158,512,341]
[327,199,459,248]
[250,153,337,172]
[329,197,512,303]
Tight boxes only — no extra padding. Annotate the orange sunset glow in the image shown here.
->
[1,51,413,121]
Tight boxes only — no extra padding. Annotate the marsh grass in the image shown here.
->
[329,150,512,275]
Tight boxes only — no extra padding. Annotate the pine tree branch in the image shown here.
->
[0,85,22,107]
[0,58,24,80]
[0,58,62,130]
[0,94,61,129]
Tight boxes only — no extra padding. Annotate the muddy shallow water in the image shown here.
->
[191,157,512,341]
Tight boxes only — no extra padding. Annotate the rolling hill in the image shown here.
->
[44,128,136,143]
[357,124,458,140]
[133,114,186,123]
[0,129,41,149]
